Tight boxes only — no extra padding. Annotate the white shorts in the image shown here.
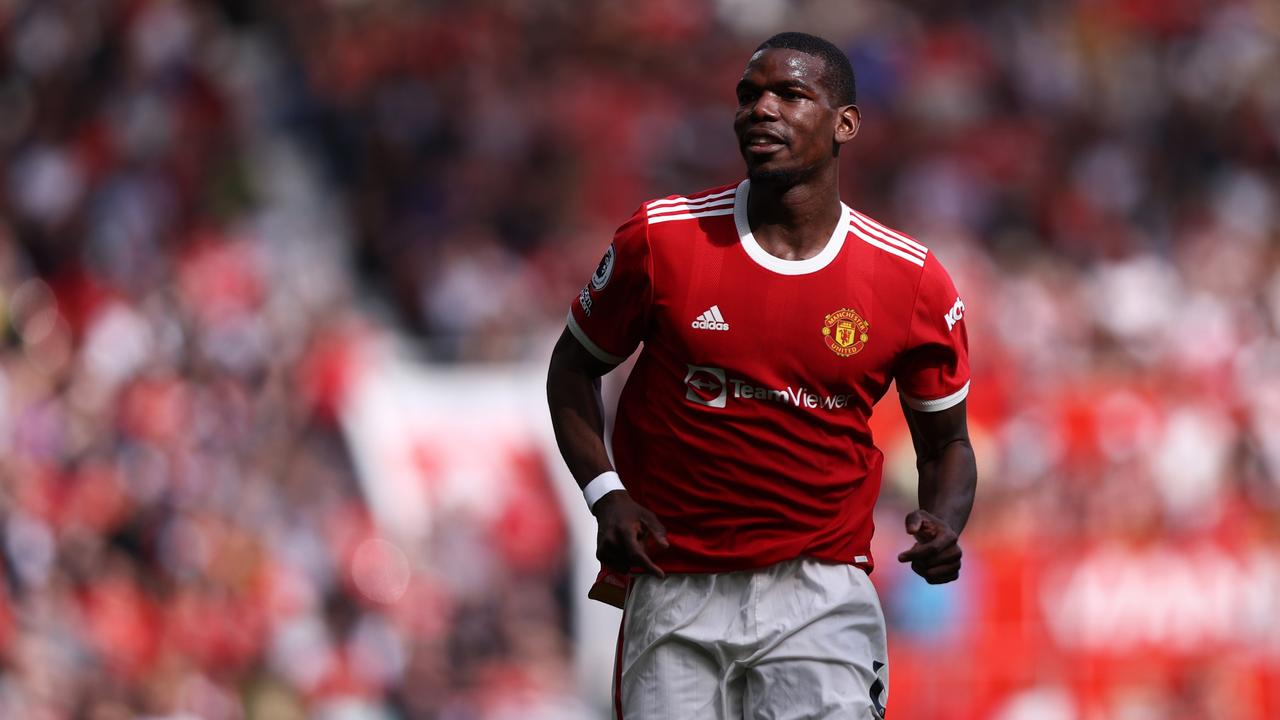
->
[613,557,889,719]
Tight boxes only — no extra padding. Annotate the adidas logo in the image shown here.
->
[691,305,730,331]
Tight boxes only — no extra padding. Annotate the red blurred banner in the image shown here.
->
[884,537,1280,720]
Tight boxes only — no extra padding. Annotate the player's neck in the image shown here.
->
[746,173,842,262]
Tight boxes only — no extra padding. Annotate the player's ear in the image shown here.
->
[834,104,860,146]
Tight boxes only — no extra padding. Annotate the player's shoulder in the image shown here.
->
[638,182,740,227]
[844,205,933,273]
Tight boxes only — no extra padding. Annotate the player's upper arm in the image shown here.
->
[900,398,970,462]
[548,326,616,380]
[564,207,653,366]
[894,253,969,411]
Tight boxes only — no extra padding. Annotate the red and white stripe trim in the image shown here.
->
[645,188,737,225]
[612,578,636,719]
[647,186,736,209]
[848,210,928,267]
[647,207,734,225]
[852,210,928,254]
[567,311,626,365]
[648,198,735,216]
[902,380,970,412]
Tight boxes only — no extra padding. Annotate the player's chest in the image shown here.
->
[650,257,906,382]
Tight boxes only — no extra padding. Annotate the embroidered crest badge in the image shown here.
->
[822,308,869,357]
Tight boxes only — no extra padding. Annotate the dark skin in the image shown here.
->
[546,47,976,584]
[546,329,670,577]
[734,49,861,260]
[897,397,976,583]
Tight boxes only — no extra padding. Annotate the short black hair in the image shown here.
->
[755,32,856,107]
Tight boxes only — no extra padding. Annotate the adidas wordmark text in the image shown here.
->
[691,305,730,331]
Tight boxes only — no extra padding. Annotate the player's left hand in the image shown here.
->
[897,509,962,584]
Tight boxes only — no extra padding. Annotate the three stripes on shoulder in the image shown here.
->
[646,187,736,225]
[846,209,928,267]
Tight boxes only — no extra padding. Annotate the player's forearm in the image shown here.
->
[546,361,615,489]
[918,439,976,534]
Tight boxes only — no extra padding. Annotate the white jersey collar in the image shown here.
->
[734,179,850,275]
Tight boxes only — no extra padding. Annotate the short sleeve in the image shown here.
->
[894,254,970,411]
[566,208,652,364]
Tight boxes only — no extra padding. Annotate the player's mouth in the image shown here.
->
[743,129,786,154]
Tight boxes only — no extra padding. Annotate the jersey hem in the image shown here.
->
[611,550,874,578]
[566,311,626,365]
[901,380,970,412]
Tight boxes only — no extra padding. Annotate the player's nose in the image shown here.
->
[748,91,781,121]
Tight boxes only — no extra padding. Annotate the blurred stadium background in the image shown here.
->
[0,0,1278,718]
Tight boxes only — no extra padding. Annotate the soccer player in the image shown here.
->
[546,31,975,719]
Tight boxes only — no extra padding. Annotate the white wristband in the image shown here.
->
[583,471,626,510]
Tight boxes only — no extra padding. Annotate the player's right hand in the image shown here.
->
[897,509,962,584]
[593,490,669,577]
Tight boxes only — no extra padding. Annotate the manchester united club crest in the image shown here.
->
[822,308,869,357]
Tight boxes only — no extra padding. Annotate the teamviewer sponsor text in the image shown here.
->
[729,379,856,410]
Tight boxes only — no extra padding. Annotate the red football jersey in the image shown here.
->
[568,180,969,575]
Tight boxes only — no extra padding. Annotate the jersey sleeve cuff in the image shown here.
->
[901,380,969,412]
[566,311,626,365]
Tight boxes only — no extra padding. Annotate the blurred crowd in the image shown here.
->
[0,0,1277,718]
[0,1,578,718]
